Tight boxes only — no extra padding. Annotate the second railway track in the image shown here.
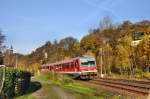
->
[93,79,150,91]
[77,78,150,99]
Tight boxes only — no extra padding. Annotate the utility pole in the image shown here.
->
[15,54,18,68]
[9,45,13,66]
[99,48,103,78]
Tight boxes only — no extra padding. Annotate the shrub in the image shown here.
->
[143,72,150,80]
[134,68,143,78]
[15,70,31,96]
[0,68,31,98]
[1,68,16,97]
[134,68,143,75]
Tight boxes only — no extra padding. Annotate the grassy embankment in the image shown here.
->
[16,72,121,99]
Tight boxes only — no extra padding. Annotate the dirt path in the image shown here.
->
[50,84,75,99]
[32,80,75,99]
[33,88,45,99]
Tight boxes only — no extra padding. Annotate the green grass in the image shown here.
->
[34,72,121,99]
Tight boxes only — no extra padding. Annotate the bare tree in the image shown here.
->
[99,16,113,31]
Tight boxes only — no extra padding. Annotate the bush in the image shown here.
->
[134,68,143,75]
[143,72,150,80]
[1,68,16,97]
[15,70,31,96]
[0,68,31,98]
[134,74,142,78]
[134,68,143,78]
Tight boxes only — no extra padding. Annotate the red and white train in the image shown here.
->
[40,56,97,79]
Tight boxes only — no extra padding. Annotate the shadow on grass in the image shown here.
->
[23,81,42,95]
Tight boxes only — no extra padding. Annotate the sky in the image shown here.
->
[0,0,150,54]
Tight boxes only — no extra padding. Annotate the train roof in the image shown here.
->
[41,57,80,67]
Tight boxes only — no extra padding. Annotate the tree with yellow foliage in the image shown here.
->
[115,35,133,75]
[136,34,150,72]
[115,44,131,74]
[80,34,103,55]
[102,43,113,75]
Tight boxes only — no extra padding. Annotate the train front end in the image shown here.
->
[79,56,97,79]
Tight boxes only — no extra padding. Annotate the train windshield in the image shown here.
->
[80,57,96,68]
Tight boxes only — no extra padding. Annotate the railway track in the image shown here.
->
[88,79,150,96]
[101,78,150,85]
[77,78,150,98]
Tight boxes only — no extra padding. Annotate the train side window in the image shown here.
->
[75,62,78,68]
[62,64,65,69]
[72,62,75,69]
[65,64,67,70]
[51,66,53,70]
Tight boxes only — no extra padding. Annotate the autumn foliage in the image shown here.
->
[3,18,150,78]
